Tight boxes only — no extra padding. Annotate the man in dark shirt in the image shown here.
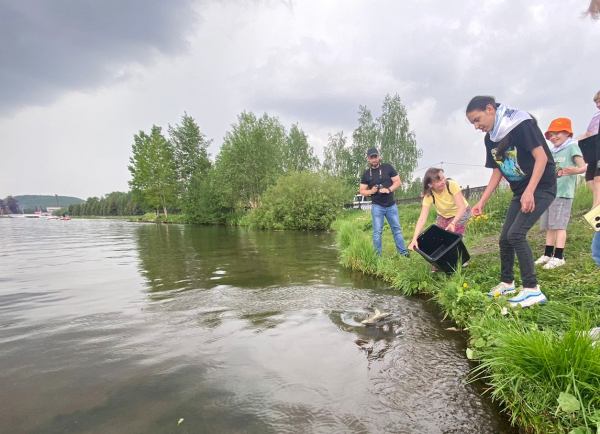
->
[359,148,408,257]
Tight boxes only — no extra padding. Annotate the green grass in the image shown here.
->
[130,213,193,224]
[70,215,138,220]
[333,185,600,434]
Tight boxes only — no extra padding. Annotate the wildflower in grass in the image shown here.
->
[463,283,468,288]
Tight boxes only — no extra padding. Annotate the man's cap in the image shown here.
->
[367,148,379,157]
[545,118,573,139]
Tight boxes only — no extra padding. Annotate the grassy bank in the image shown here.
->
[333,186,600,434]
[129,212,247,225]
[70,215,137,220]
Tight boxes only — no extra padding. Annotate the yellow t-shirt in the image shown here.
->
[421,179,468,218]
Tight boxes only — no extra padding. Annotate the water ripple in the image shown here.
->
[0,219,516,434]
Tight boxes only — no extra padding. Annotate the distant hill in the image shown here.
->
[11,195,85,210]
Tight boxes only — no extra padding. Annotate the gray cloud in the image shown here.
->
[0,0,199,115]
[1,0,598,198]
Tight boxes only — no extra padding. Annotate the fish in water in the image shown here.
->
[361,309,393,325]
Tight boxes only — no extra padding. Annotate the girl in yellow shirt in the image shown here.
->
[408,168,471,253]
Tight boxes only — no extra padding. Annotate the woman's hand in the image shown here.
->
[408,240,418,251]
[472,201,484,216]
[446,222,456,233]
[521,190,535,213]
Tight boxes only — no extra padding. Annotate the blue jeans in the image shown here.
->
[592,231,600,267]
[371,203,408,255]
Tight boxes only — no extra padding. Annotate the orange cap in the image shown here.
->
[545,118,573,139]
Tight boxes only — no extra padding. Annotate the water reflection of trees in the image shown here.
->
[134,224,342,297]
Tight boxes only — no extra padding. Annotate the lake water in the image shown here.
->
[0,218,517,434]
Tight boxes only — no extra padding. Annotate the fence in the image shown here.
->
[345,184,489,211]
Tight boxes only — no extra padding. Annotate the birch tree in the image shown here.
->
[128,125,178,217]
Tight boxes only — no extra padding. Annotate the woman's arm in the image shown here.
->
[408,205,431,250]
[577,132,591,141]
[521,146,547,212]
[446,189,467,233]
[472,169,503,216]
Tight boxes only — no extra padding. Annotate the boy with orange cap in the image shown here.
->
[535,118,587,269]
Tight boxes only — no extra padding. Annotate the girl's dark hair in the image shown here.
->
[466,95,516,161]
[465,95,499,114]
[422,167,444,197]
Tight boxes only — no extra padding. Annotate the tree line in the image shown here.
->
[70,94,423,227]
[67,191,144,217]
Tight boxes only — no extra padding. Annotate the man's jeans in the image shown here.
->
[592,231,600,267]
[371,203,408,256]
[499,188,556,288]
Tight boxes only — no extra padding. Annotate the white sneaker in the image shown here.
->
[486,281,516,297]
[508,285,547,308]
[543,257,565,269]
[535,255,552,265]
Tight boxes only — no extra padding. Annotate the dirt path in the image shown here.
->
[468,227,546,255]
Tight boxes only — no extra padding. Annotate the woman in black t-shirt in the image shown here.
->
[466,96,556,308]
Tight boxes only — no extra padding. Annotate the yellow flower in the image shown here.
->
[463,283,468,288]
[483,215,489,220]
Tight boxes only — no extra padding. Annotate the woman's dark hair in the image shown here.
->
[466,95,515,160]
[422,167,444,197]
[466,96,540,161]
[465,95,499,114]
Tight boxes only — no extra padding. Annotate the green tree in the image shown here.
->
[168,113,212,205]
[128,125,178,217]
[185,167,229,224]
[248,171,353,230]
[322,131,349,177]
[283,123,320,172]
[5,196,20,214]
[395,177,423,199]
[352,105,378,151]
[375,94,422,185]
[322,131,364,188]
[215,111,286,210]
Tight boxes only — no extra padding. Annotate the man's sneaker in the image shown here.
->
[508,286,547,308]
[487,282,516,297]
[543,257,565,269]
[534,255,552,265]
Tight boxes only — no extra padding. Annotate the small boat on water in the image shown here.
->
[59,217,71,221]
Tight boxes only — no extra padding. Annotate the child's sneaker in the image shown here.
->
[508,285,547,308]
[486,281,516,297]
[543,257,565,269]
[534,255,552,265]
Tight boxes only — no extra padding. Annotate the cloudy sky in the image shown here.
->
[1,0,599,199]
